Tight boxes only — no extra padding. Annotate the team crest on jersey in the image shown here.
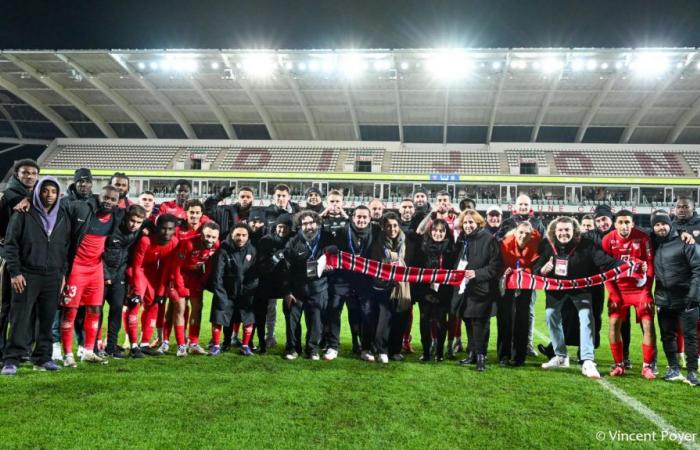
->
[246,254,252,261]
[632,241,640,250]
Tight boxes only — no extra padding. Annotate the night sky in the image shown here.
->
[2,0,700,50]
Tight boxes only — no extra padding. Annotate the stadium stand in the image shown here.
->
[389,150,501,174]
[218,147,340,172]
[553,150,690,177]
[44,143,178,170]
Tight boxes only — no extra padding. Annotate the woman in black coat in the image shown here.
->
[455,210,502,371]
[415,218,458,362]
[368,212,417,363]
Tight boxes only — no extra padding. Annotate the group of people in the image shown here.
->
[0,159,698,387]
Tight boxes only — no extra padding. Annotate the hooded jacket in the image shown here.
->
[4,177,70,278]
[103,214,142,282]
[0,175,33,241]
[256,227,293,298]
[652,225,700,309]
[673,211,700,237]
[64,183,98,208]
[211,238,258,301]
[495,213,545,241]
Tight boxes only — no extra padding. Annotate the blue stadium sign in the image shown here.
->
[429,174,460,181]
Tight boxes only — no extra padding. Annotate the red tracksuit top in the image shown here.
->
[130,235,179,298]
[171,237,220,297]
[158,200,187,221]
[601,227,654,301]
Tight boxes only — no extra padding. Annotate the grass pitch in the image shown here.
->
[0,292,697,449]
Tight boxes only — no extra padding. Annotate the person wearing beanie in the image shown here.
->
[253,213,294,353]
[485,206,502,236]
[650,210,700,386]
[304,187,325,214]
[411,188,432,229]
[64,168,97,208]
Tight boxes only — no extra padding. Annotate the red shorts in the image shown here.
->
[608,291,654,323]
[64,265,104,308]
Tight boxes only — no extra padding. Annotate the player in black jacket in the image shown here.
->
[650,211,700,386]
[101,204,146,358]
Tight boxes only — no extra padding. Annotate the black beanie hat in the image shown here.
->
[275,213,293,228]
[651,211,672,227]
[593,204,613,220]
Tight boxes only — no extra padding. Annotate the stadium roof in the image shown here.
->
[3,48,700,145]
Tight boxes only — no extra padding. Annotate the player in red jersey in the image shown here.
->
[168,222,220,356]
[157,198,211,353]
[60,186,120,367]
[125,214,179,357]
[601,210,657,379]
[157,179,191,222]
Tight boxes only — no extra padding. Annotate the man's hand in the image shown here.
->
[10,274,26,294]
[13,198,30,213]
[283,293,297,308]
[464,270,476,280]
[503,267,513,277]
[681,232,696,245]
[540,256,554,275]
[105,279,112,286]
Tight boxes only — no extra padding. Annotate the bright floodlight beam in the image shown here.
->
[428,51,474,80]
[241,54,277,78]
[339,54,368,79]
[630,52,670,76]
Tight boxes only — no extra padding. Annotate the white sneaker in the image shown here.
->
[581,360,601,379]
[541,355,570,369]
[52,342,62,361]
[159,341,170,354]
[81,351,107,364]
[77,345,85,358]
[187,343,207,355]
[63,353,77,368]
[310,353,320,361]
[360,351,375,362]
[323,348,338,361]
[176,345,188,357]
[285,351,298,360]
[378,353,389,364]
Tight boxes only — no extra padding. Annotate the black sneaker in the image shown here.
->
[140,346,161,356]
[623,359,633,370]
[130,347,145,358]
[685,371,700,387]
[663,366,684,382]
[108,349,126,359]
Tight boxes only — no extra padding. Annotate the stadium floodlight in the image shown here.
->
[339,54,368,78]
[400,61,410,70]
[137,62,146,70]
[160,60,172,71]
[629,52,670,76]
[696,61,700,70]
[373,60,392,71]
[321,59,336,73]
[600,62,609,70]
[308,60,320,72]
[172,59,197,73]
[510,60,526,69]
[571,59,585,71]
[211,62,220,70]
[532,61,541,70]
[283,61,293,70]
[428,50,475,80]
[241,54,277,78]
[586,60,597,71]
[615,61,624,69]
[297,62,307,71]
[150,61,159,70]
[541,58,563,73]
[491,61,502,70]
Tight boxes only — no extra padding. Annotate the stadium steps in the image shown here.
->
[381,150,393,173]
[498,153,510,174]
[335,149,349,171]
[545,152,559,175]
[169,149,187,169]
[212,148,230,170]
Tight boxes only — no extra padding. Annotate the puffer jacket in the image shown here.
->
[652,227,700,309]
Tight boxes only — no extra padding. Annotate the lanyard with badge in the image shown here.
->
[550,241,577,277]
[305,233,320,279]
[347,227,363,255]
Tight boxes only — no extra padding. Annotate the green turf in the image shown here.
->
[0,291,697,449]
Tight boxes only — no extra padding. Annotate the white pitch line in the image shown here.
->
[532,328,699,450]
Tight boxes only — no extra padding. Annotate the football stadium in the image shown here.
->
[1,4,700,450]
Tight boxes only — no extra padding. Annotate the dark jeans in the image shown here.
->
[497,290,531,363]
[658,305,699,371]
[3,272,61,365]
[285,292,327,355]
[419,300,448,358]
[103,279,126,353]
[324,289,363,351]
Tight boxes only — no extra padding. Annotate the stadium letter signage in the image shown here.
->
[233,148,272,170]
